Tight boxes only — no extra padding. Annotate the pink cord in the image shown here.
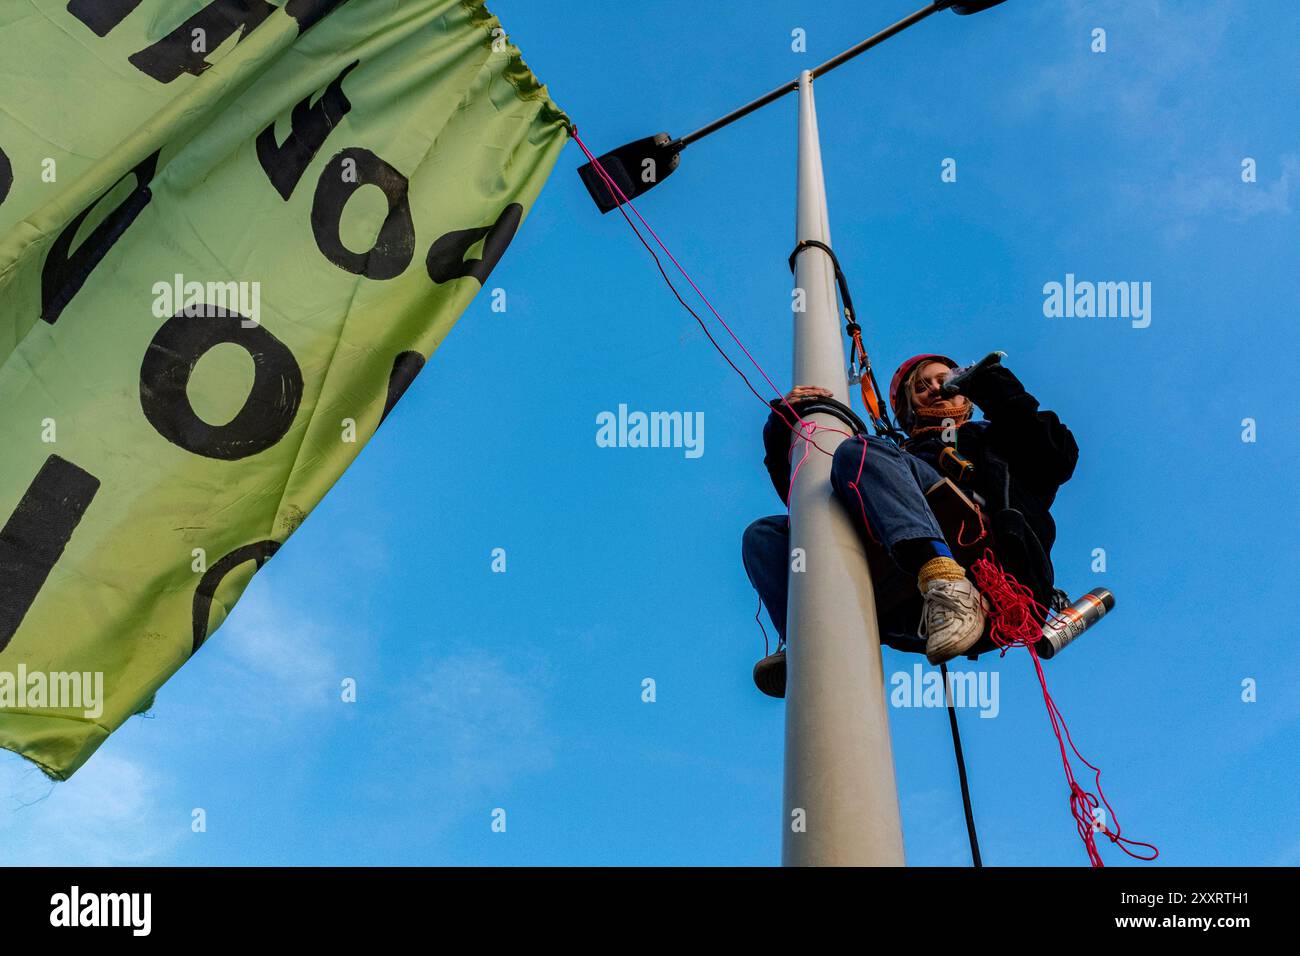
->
[572,130,851,455]
[846,433,881,545]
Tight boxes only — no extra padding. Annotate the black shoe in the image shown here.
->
[753,650,786,699]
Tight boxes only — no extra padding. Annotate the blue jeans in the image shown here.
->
[741,435,944,654]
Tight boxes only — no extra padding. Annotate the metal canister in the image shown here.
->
[1038,588,1115,659]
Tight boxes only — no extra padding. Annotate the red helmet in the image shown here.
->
[889,353,958,428]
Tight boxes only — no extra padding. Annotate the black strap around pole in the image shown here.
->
[776,395,869,437]
[939,660,983,867]
[787,239,859,331]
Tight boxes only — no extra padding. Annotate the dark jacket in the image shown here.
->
[762,364,1079,611]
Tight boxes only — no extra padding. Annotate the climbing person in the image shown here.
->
[742,353,1078,686]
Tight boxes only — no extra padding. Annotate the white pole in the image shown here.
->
[781,70,905,867]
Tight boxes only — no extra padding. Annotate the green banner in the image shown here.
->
[0,0,569,779]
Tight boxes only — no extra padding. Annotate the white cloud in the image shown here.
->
[0,752,180,865]
[1017,0,1293,238]
[1156,154,1297,222]
[193,580,346,724]
[1020,0,1235,131]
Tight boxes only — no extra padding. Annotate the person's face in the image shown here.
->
[910,361,955,410]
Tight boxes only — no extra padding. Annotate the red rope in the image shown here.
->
[969,548,1159,866]
[786,419,823,496]
[956,508,988,548]
[845,432,881,545]
[574,133,787,400]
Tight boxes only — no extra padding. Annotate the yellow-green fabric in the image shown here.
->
[0,0,568,779]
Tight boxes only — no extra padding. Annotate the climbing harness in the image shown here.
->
[787,239,904,443]
[571,128,1157,868]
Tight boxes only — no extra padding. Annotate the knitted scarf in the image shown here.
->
[907,396,972,440]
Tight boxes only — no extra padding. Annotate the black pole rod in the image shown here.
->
[940,660,983,867]
[811,1,947,78]
[674,1,949,149]
[676,79,798,149]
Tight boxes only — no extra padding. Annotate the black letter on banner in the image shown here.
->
[311,148,414,279]
[41,150,160,325]
[191,540,279,653]
[0,145,11,208]
[256,60,359,201]
[67,0,144,36]
[0,456,100,653]
[426,203,523,286]
[128,0,275,83]
[380,350,425,425]
[283,0,349,32]
[139,309,303,460]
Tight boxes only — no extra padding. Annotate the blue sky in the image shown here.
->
[3,0,1298,866]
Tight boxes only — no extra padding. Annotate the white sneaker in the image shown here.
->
[919,576,987,664]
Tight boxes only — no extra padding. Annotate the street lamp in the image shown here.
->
[576,0,1010,212]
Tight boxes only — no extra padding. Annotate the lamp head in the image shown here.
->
[946,0,1010,14]
[576,133,683,213]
